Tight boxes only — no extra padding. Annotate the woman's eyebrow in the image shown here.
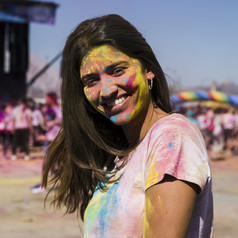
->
[81,61,129,80]
[102,61,128,74]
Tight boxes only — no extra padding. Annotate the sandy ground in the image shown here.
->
[0,147,238,238]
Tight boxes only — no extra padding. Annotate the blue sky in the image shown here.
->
[30,0,238,89]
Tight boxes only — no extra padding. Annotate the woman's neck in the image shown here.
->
[122,102,168,146]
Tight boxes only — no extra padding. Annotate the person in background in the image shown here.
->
[0,103,6,149]
[222,108,235,154]
[196,107,208,138]
[211,107,224,159]
[186,107,198,126]
[38,92,62,145]
[30,101,45,147]
[2,102,14,158]
[11,98,33,161]
[42,14,213,237]
[31,92,62,194]
[233,108,238,155]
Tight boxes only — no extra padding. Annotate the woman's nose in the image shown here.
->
[99,77,118,99]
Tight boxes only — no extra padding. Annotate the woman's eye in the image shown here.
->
[113,67,126,76]
[84,77,99,87]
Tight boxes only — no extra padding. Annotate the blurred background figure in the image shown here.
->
[196,107,208,138]
[28,99,46,147]
[0,102,14,158]
[186,107,198,126]
[31,91,62,194]
[37,91,62,146]
[0,103,5,151]
[11,98,33,161]
[222,108,235,155]
[211,107,224,159]
[44,91,62,143]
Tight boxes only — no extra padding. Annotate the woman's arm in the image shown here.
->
[143,174,199,238]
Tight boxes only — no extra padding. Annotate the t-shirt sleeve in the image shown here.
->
[144,117,210,192]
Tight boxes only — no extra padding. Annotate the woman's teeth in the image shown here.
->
[108,96,126,107]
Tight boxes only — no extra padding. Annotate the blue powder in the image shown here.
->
[111,116,117,123]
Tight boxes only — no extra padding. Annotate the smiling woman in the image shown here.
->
[42,14,213,238]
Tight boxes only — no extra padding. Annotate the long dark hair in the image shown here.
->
[42,14,172,219]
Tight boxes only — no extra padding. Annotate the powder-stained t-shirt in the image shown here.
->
[83,113,214,238]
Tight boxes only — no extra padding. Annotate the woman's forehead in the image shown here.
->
[80,45,139,76]
[82,45,128,64]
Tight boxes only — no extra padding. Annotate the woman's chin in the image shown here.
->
[109,115,132,125]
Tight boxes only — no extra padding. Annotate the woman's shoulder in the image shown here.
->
[136,113,204,157]
[149,113,200,137]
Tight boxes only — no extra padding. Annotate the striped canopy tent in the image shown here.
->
[170,91,238,107]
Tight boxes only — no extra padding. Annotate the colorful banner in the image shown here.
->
[170,91,238,106]
[0,1,58,24]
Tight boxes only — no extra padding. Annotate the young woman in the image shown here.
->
[42,14,213,237]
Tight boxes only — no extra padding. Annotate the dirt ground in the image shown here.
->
[0,147,238,238]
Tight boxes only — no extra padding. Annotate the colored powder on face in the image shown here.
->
[126,75,136,88]
[105,78,112,82]
[169,142,173,147]
[84,88,91,100]
[111,116,117,123]
[126,114,130,119]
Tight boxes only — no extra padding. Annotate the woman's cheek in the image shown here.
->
[84,87,91,101]
[125,73,136,89]
[84,88,97,105]
[84,87,106,115]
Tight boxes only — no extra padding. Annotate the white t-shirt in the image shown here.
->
[12,104,32,130]
[213,114,223,136]
[83,113,213,238]
[222,113,235,130]
[197,114,207,130]
[32,108,43,127]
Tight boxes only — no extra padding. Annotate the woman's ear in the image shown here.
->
[146,71,155,79]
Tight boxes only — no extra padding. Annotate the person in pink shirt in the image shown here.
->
[42,14,213,237]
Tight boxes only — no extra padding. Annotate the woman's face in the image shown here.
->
[80,45,154,125]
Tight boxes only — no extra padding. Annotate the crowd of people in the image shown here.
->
[178,105,238,159]
[0,91,62,161]
[1,93,237,162]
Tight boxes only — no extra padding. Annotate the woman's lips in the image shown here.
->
[103,94,130,114]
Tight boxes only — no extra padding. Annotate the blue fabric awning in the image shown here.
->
[0,1,58,24]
